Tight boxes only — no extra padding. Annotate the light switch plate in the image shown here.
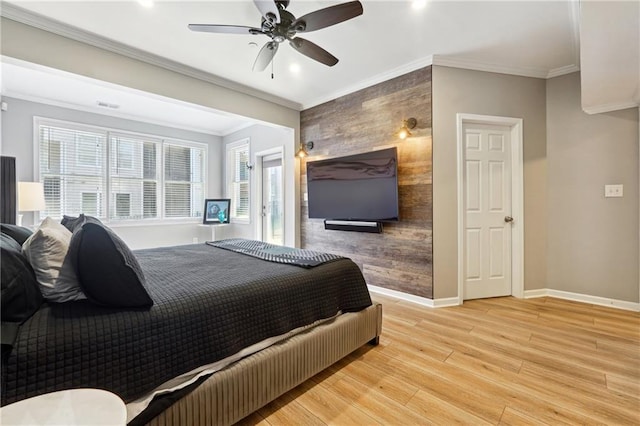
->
[604,184,623,198]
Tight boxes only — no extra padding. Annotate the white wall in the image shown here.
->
[221,124,296,246]
[580,1,640,113]
[0,96,223,249]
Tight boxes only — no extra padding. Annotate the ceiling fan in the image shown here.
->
[188,0,363,72]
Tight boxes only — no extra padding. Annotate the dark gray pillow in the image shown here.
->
[69,221,153,308]
[1,233,43,323]
[0,224,34,246]
[60,214,86,233]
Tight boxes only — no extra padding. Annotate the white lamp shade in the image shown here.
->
[18,182,46,212]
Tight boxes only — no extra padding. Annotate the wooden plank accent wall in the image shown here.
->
[300,66,433,298]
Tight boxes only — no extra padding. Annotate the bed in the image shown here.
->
[0,220,381,425]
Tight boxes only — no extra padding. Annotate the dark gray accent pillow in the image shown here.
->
[69,221,153,308]
[0,233,43,323]
[0,224,33,246]
[60,214,86,233]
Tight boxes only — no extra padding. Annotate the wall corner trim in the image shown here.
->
[367,285,459,309]
[523,289,640,312]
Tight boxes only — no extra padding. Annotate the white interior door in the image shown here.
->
[463,123,513,300]
[261,154,284,245]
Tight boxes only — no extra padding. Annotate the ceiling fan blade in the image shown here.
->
[291,1,363,33]
[253,41,279,71]
[289,37,338,67]
[253,0,280,24]
[188,24,263,35]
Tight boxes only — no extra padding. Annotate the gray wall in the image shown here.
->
[432,66,548,299]
[221,124,296,246]
[1,96,223,249]
[547,72,639,302]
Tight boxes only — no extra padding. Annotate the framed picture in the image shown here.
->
[203,199,231,224]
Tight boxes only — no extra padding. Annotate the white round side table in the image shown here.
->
[0,389,126,426]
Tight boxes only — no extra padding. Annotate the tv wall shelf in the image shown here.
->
[324,220,383,233]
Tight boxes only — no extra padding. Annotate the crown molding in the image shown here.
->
[1,90,232,136]
[302,55,435,109]
[432,55,552,79]
[0,3,302,111]
[582,100,640,115]
[302,52,583,110]
[547,64,580,78]
[2,2,586,113]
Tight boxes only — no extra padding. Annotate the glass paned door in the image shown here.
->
[262,157,283,245]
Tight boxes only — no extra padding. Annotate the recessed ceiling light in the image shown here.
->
[138,0,154,8]
[412,0,427,10]
[289,63,301,73]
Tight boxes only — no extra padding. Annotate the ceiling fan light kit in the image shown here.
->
[188,0,363,72]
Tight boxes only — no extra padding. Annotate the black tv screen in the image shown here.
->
[306,147,399,222]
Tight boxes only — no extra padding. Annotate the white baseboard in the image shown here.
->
[369,285,639,312]
[367,285,459,308]
[522,289,548,298]
[524,289,640,312]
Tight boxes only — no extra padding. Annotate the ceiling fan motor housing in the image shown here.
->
[263,9,298,42]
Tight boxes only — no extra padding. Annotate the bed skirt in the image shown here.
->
[146,302,382,426]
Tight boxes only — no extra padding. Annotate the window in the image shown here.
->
[164,143,204,218]
[226,140,250,222]
[39,124,106,219]
[75,134,101,167]
[81,192,99,216]
[36,118,206,222]
[114,138,135,170]
[114,193,131,218]
[110,134,160,220]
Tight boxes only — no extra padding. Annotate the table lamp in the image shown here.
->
[18,182,46,226]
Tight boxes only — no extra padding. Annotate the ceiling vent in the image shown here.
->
[97,101,120,109]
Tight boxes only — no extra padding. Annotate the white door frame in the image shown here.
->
[456,113,524,304]
[254,147,284,243]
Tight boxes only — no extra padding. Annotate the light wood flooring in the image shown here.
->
[238,295,640,425]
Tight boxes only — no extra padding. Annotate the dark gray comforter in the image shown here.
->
[1,243,371,405]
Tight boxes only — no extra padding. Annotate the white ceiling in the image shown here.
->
[1,0,582,133]
[1,58,257,135]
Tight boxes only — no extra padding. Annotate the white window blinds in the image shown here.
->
[109,134,161,220]
[39,124,107,219]
[226,141,250,221]
[164,142,205,218]
[37,119,206,222]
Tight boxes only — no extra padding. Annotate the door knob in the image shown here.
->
[504,216,514,223]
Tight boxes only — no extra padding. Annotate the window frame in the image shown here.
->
[34,116,208,225]
[225,138,251,224]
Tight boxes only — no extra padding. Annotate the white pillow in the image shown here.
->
[22,217,86,302]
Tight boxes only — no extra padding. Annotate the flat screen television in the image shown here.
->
[306,147,399,222]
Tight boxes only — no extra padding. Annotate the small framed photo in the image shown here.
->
[203,199,231,224]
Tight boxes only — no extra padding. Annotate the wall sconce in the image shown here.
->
[398,117,417,139]
[295,141,314,158]
[18,181,46,226]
